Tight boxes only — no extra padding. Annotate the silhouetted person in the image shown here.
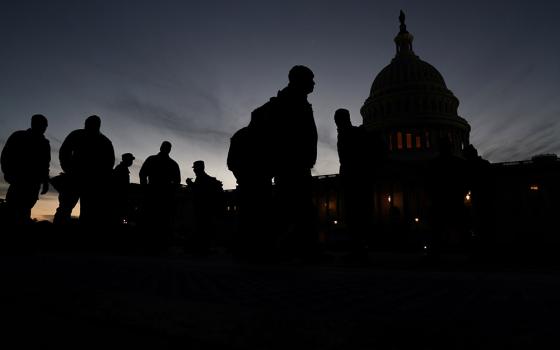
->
[139,141,180,250]
[112,153,135,224]
[227,124,274,261]
[0,114,50,225]
[260,65,320,261]
[186,160,223,255]
[427,137,468,258]
[334,108,369,261]
[54,115,115,225]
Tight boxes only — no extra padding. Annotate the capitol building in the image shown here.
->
[309,12,560,255]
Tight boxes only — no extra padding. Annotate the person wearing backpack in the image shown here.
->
[227,123,274,261]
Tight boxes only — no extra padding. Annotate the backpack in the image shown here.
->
[227,100,276,181]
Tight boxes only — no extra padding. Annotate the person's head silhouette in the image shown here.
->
[84,115,101,134]
[122,153,135,167]
[30,114,48,135]
[334,109,352,130]
[160,141,172,155]
[193,160,205,176]
[288,65,315,95]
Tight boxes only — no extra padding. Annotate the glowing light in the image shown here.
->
[388,195,392,203]
[423,245,428,250]
[530,185,539,191]
[333,220,338,225]
[465,191,471,201]
[414,217,419,223]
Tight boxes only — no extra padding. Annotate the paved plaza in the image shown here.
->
[2,250,560,349]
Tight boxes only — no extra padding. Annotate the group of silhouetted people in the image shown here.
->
[1,64,487,261]
[1,111,223,252]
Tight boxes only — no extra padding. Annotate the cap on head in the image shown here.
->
[122,153,135,162]
[31,114,48,132]
[85,115,101,132]
[193,160,205,169]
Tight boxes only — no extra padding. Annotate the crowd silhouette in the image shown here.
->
[0,65,501,263]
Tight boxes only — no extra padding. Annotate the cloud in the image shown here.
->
[108,94,231,143]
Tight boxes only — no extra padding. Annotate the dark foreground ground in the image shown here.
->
[2,244,560,350]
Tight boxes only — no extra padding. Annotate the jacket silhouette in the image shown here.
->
[138,141,180,251]
[186,160,223,254]
[1,114,50,224]
[139,141,180,186]
[266,65,320,260]
[54,115,115,225]
[112,153,135,224]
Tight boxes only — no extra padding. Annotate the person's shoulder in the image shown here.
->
[63,129,83,142]
[99,133,113,144]
[68,129,83,137]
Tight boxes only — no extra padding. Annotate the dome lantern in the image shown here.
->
[394,10,415,56]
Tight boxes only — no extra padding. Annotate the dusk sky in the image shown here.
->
[1,0,559,220]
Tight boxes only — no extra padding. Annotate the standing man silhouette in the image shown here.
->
[55,115,115,225]
[186,160,223,254]
[112,153,135,224]
[139,141,181,250]
[334,108,370,262]
[1,114,50,225]
[266,65,319,260]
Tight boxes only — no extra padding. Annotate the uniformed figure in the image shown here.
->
[54,115,115,225]
[263,65,320,260]
[1,114,50,224]
[186,160,223,254]
[138,141,180,249]
[139,141,180,186]
[112,153,135,224]
[334,108,369,261]
[227,125,274,261]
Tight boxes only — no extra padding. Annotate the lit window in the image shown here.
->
[415,136,422,149]
[397,132,403,149]
[406,133,412,149]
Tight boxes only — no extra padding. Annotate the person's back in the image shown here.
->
[140,154,180,186]
[138,141,180,251]
[1,114,50,224]
[268,87,317,174]
[187,161,223,254]
[59,118,114,180]
[139,141,180,187]
[111,153,135,224]
[55,115,115,225]
[1,129,50,184]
